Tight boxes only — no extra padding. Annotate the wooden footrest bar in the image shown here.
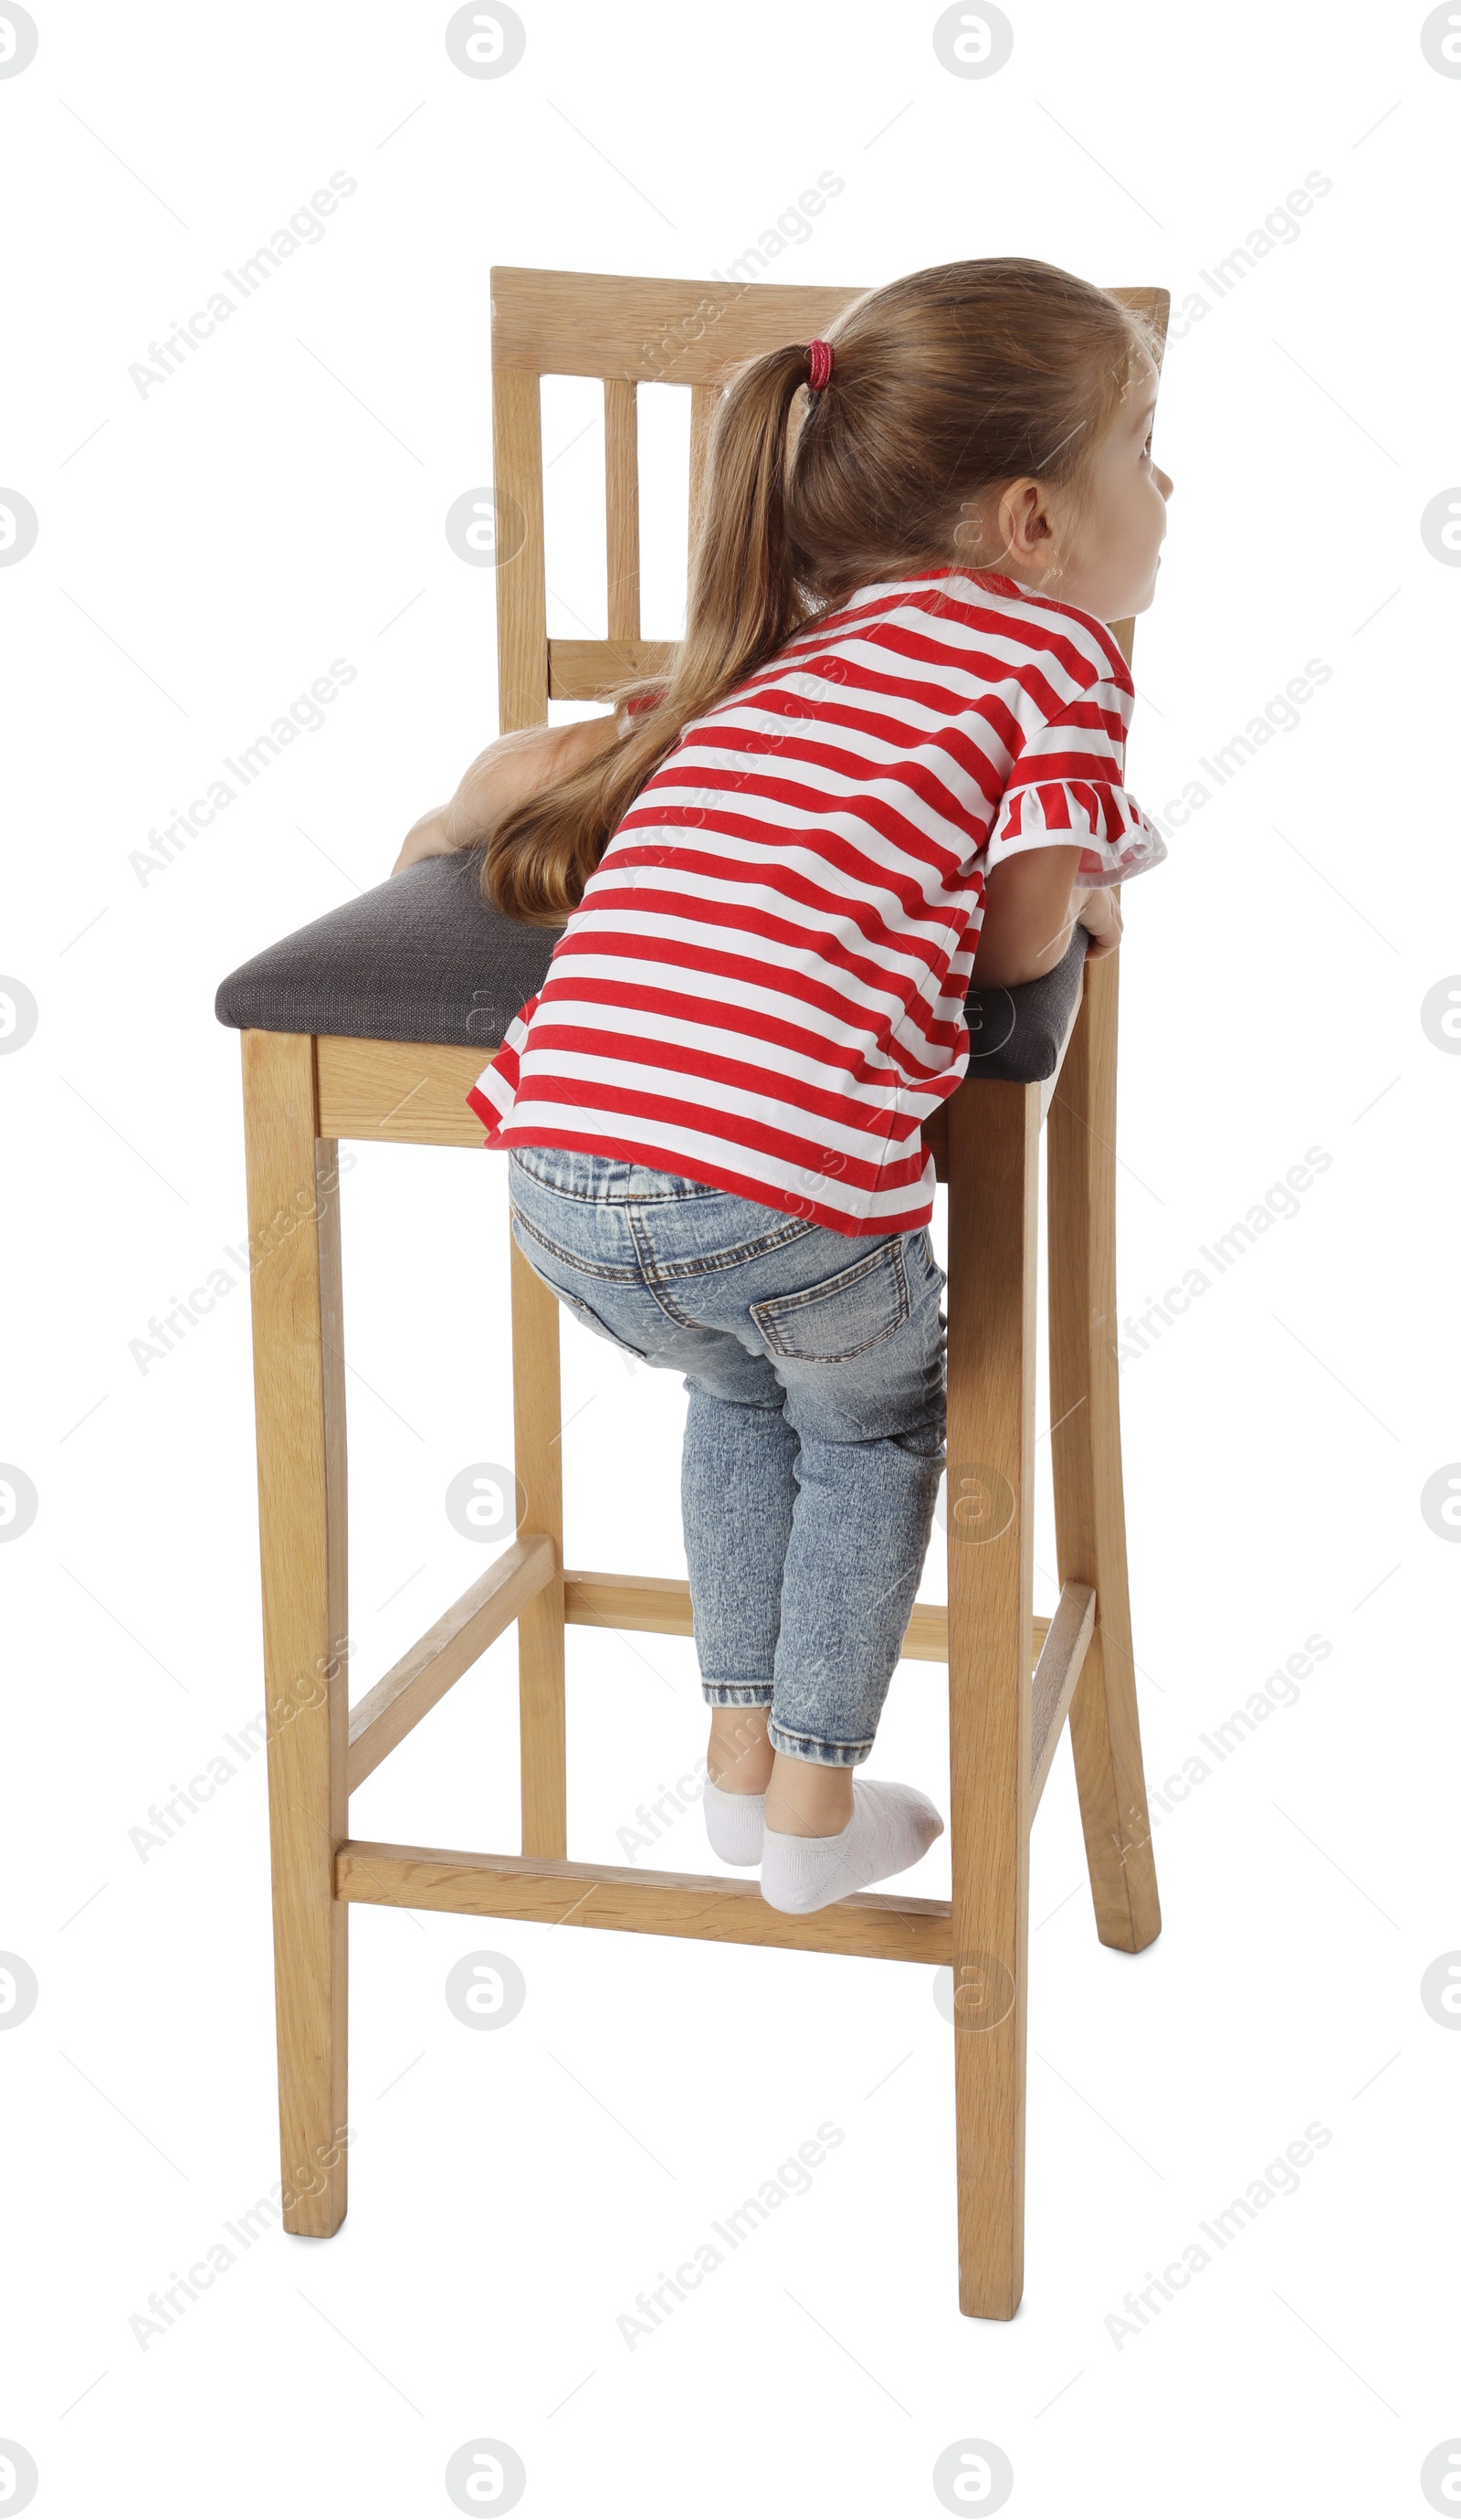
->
[344,1555,1072,1802]
[336,1839,952,1962]
[348,1534,556,1791]
[1029,1581,1096,1814]
[562,1568,1052,1668]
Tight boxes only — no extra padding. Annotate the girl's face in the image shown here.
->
[967,347,1173,624]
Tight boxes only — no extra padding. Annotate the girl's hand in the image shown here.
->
[392,808,456,875]
[1077,884,1123,961]
[390,712,631,879]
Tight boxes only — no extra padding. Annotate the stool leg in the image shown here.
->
[510,1233,566,1858]
[242,1031,349,2236]
[945,1078,1039,2321]
[1046,958,1161,1955]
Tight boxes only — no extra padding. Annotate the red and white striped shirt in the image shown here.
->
[468,565,1166,1234]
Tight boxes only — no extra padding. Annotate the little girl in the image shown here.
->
[396,256,1172,1915]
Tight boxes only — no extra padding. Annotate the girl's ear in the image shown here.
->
[996,479,1049,559]
[992,478,1073,587]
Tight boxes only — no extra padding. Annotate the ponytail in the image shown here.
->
[677,339,812,696]
[484,258,1159,927]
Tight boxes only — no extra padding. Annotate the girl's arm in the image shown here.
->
[392,709,626,874]
[971,845,1121,987]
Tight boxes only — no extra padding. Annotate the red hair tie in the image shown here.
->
[806,338,834,392]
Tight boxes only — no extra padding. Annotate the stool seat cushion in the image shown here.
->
[215,848,1088,1086]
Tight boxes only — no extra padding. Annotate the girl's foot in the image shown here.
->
[703,1704,773,1866]
[703,1776,766,1866]
[760,1780,944,1914]
[763,1749,854,1839]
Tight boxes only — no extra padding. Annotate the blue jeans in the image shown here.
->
[507,1147,948,1766]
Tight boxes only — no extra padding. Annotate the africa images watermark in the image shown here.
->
[1108,1628,1333,1874]
[1163,167,1333,345]
[127,2132,353,2351]
[127,171,358,398]
[126,1648,351,1866]
[1102,2120,1333,2349]
[636,170,845,381]
[615,1762,709,1862]
[127,1149,356,1374]
[1111,1144,1332,1371]
[129,658,359,888]
[615,2120,846,2350]
[1142,657,1332,842]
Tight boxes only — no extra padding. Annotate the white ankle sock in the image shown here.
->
[703,1777,766,1866]
[759,1779,944,1914]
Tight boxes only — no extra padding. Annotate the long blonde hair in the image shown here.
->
[486,255,1161,927]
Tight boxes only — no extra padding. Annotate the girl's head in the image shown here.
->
[713,253,1169,633]
[488,254,1171,925]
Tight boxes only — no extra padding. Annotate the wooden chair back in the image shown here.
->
[488,262,1165,732]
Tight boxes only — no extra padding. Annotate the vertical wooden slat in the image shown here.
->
[688,382,717,574]
[510,1231,567,1858]
[604,377,640,643]
[1047,956,1161,1954]
[945,1076,1039,2322]
[492,364,548,732]
[243,1031,349,2237]
[490,346,566,1851]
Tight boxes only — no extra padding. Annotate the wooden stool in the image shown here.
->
[215,266,1164,2322]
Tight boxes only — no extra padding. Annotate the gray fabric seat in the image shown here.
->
[215,847,1088,1085]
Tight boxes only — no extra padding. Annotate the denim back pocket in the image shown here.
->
[509,1208,653,1361]
[749,1236,911,1363]
[554,1287,652,1362]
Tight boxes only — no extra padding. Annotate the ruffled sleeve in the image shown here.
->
[985,775,1168,886]
[983,674,1168,886]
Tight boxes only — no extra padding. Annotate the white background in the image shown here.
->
[3,3,1458,2515]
